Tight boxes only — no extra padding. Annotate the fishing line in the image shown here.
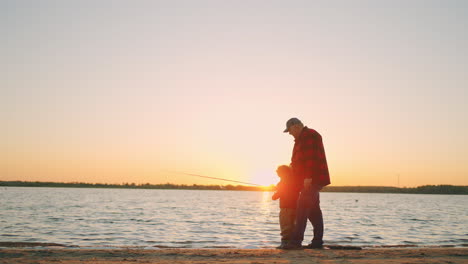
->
[166,171,262,186]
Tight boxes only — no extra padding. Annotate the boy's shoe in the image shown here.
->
[281,243,303,250]
[303,242,324,249]
[275,244,286,249]
[276,241,288,249]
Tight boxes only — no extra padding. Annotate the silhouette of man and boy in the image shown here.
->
[272,117,331,249]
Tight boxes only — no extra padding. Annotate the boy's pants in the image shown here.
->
[279,208,296,241]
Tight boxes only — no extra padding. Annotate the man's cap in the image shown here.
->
[283,117,303,133]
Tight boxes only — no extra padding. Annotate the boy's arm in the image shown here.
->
[271,192,280,200]
[271,182,283,200]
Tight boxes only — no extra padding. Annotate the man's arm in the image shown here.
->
[301,132,322,190]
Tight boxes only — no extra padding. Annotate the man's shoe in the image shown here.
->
[304,243,323,249]
[282,243,303,250]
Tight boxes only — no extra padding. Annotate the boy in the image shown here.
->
[272,165,300,249]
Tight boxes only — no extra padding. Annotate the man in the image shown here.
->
[282,117,330,249]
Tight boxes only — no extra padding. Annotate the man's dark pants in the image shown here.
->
[290,185,323,246]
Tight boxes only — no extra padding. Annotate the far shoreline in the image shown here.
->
[1,181,467,194]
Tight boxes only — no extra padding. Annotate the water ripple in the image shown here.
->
[1,188,467,248]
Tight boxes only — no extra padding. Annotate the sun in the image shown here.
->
[250,170,278,187]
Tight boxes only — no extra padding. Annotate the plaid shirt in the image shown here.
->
[291,127,331,188]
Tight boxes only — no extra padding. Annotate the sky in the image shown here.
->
[2,1,467,187]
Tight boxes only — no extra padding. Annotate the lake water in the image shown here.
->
[1,187,467,248]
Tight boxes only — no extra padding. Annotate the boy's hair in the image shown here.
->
[276,165,291,178]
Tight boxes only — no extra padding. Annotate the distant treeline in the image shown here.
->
[0,181,264,191]
[1,181,467,194]
[322,185,468,194]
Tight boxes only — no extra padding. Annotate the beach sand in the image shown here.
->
[0,247,467,264]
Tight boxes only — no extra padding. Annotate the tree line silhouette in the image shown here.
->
[1,181,467,194]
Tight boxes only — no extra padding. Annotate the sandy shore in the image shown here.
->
[0,247,467,264]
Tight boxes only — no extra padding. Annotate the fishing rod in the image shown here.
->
[166,171,263,186]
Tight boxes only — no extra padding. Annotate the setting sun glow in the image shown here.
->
[250,171,278,187]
